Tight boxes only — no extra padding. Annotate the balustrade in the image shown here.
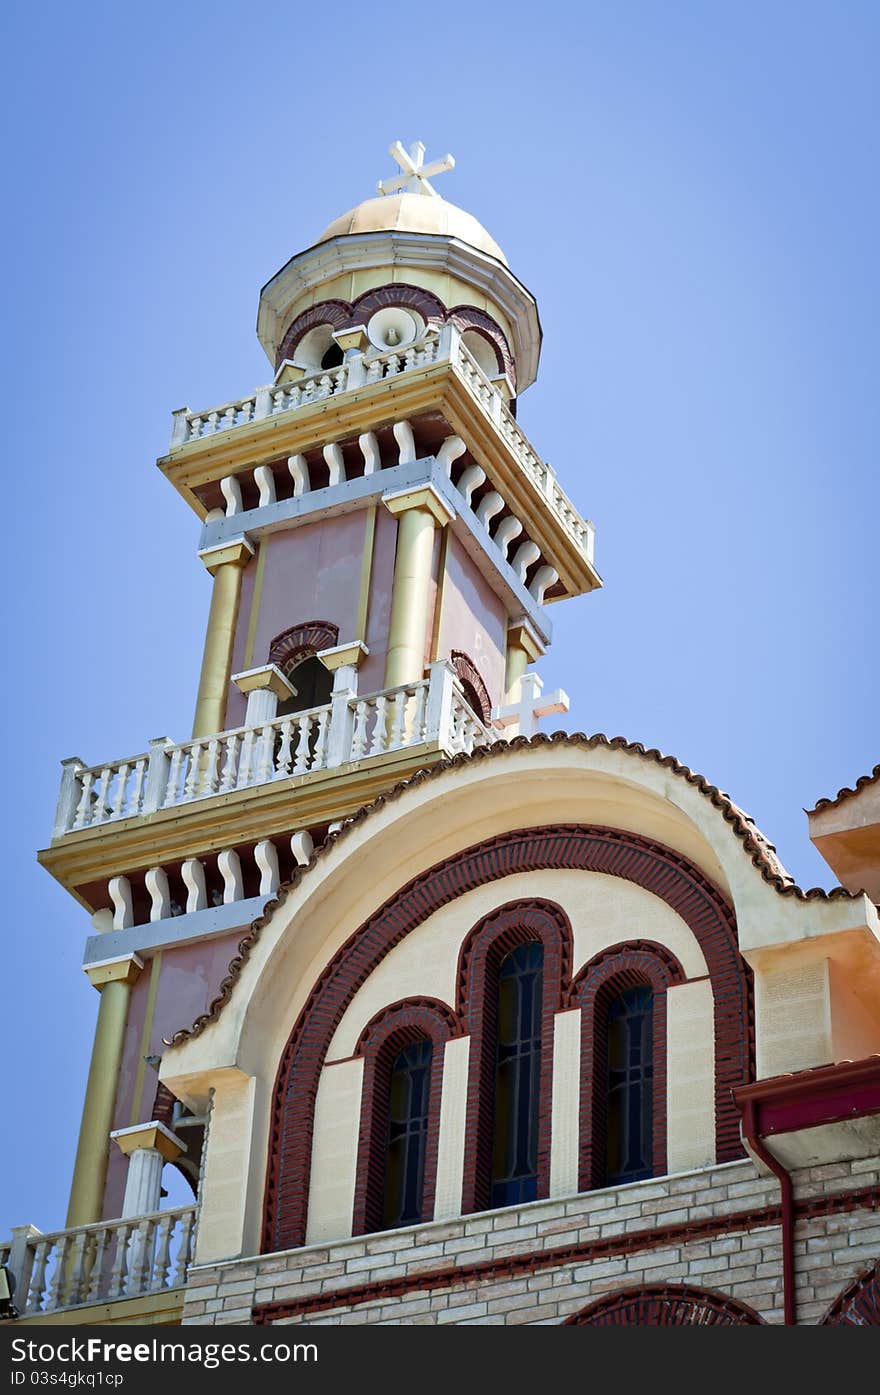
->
[2,1207,196,1317]
[53,667,497,838]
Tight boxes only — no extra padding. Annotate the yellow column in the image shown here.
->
[192,538,254,738]
[66,955,143,1228]
[504,618,545,700]
[383,486,454,689]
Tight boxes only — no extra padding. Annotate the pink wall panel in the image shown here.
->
[438,537,507,707]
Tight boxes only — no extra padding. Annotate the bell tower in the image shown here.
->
[26,141,599,1317]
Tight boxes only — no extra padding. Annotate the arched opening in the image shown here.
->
[492,942,544,1206]
[565,1284,765,1325]
[278,655,333,718]
[461,329,500,379]
[320,341,344,370]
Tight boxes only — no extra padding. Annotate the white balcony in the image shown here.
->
[1,1206,196,1318]
[53,663,495,840]
[168,325,595,566]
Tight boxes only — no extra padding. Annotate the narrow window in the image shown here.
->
[491,942,543,1206]
[606,985,653,1185]
[383,1039,433,1228]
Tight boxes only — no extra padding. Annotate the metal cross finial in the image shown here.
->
[377,140,455,199]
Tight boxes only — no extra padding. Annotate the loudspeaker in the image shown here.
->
[367,307,419,351]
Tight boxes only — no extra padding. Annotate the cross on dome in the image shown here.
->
[377,140,455,199]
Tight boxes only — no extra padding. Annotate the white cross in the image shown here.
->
[491,672,570,739]
[377,140,455,199]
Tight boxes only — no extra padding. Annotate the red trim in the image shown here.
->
[574,942,685,1190]
[449,306,516,387]
[267,621,339,672]
[351,284,446,324]
[735,1056,880,1136]
[822,1261,880,1325]
[564,1283,765,1325]
[449,651,492,724]
[252,1180,880,1323]
[276,302,352,367]
[351,998,458,1236]
[456,900,572,1214]
[263,825,751,1254]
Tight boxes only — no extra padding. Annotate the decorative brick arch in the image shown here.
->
[450,651,492,723]
[262,825,751,1253]
[276,301,352,368]
[268,621,339,673]
[352,283,447,324]
[573,942,686,1189]
[822,1262,880,1325]
[450,305,516,387]
[351,997,459,1237]
[455,899,573,1213]
[564,1283,765,1325]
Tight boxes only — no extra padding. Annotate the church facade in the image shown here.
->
[4,144,880,1328]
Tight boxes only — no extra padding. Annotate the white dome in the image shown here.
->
[318,192,507,266]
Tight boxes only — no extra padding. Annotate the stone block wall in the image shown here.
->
[181,1157,880,1326]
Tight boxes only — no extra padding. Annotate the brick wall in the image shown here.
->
[181,1157,880,1326]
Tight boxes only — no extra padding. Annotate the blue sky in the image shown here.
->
[1,1,876,1237]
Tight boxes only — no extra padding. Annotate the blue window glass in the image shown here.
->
[606,985,653,1185]
[382,1039,432,1228]
[491,942,543,1206]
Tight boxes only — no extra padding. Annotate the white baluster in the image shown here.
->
[457,464,485,507]
[255,839,280,895]
[436,435,466,476]
[172,1211,195,1288]
[369,696,388,755]
[109,876,134,931]
[358,432,380,474]
[152,1215,174,1292]
[145,866,171,922]
[46,1237,69,1310]
[312,709,330,769]
[112,763,130,818]
[218,849,243,904]
[218,733,240,792]
[127,1218,155,1296]
[290,829,314,866]
[183,744,202,799]
[27,1241,51,1313]
[254,724,275,783]
[511,539,541,582]
[276,718,294,775]
[91,766,112,825]
[390,690,407,748]
[199,738,220,795]
[292,715,311,774]
[68,1231,90,1306]
[288,454,311,496]
[476,491,504,529]
[393,420,416,464]
[129,757,147,816]
[254,465,276,507]
[411,684,428,743]
[87,1227,109,1302]
[181,858,208,913]
[528,564,559,604]
[493,514,523,559]
[164,747,185,805]
[323,442,346,485]
[350,700,369,758]
[107,1224,131,1300]
[220,475,242,516]
[237,728,256,786]
[72,770,94,829]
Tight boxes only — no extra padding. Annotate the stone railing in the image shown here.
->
[169,324,595,565]
[1,1206,196,1318]
[53,664,495,838]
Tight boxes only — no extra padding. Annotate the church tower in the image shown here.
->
[4,145,880,1329]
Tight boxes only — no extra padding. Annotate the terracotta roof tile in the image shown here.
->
[808,764,880,815]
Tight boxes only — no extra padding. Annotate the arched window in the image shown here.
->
[491,943,543,1205]
[383,1039,433,1228]
[605,984,654,1186]
[351,999,455,1237]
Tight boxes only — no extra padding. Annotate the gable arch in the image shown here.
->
[261,823,751,1253]
[565,1283,765,1325]
[268,620,339,673]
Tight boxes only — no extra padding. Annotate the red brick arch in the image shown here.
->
[262,825,752,1253]
[565,1283,765,1325]
[276,302,352,367]
[822,1262,880,1325]
[351,998,459,1237]
[352,283,447,323]
[267,621,339,673]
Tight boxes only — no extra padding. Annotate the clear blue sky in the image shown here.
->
[1,1,876,1238]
